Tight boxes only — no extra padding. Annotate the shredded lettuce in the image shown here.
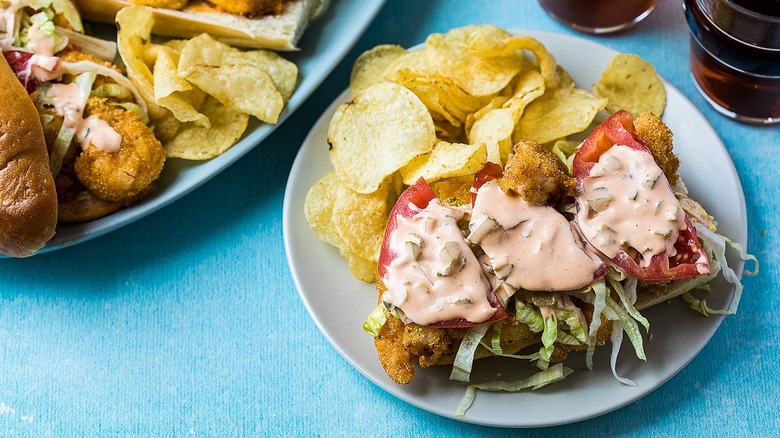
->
[60,60,149,116]
[38,71,97,176]
[605,295,646,361]
[557,308,588,344]
[516,303,545,333]
[555,330,581,346]
[450,324,490,382]
[694,223,758,315]
[455,363,574,417]
[362,304,387,337]
[550,140,579,174]
[681,292,730,316]
[489,321,503,352]
[50,0,84,33]
[91,83,133,100]
[536,312,558,370]
[609,321,637,387]
[111,102,150,125]
[586,279,607,370]
[607,276,649,331]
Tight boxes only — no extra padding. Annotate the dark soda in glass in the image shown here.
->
[538,0,656,34]
[684,0,780,124]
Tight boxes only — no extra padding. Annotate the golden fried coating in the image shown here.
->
[375,314,417,384]
[499,140,576,205]
[634,112,679,185]
[430,175,473,206]
[74,97,166,205]
[207,0,285,16]
[403,323,460,368]
[373,280,540,384]
[58,49,122,73]
[56,173,123,222]
[129,0,189,9]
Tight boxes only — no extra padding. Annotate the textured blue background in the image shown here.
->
[0,0,777,436]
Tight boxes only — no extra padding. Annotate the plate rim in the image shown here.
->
[33,0,388,255]
[283,28,748,427]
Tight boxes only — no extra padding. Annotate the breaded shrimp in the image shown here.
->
[373,279,539,384]
[499,140,576,205]
[207,0,284,16]
[58,49,122,73]
[430,175,474,206]
[129,0,189,9]
[374,312,416,384]
[634,112,679,185]
[74,97,166,205]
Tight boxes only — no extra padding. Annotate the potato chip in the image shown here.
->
[469,35,559,89]
[163,95,249,159]
[400,140,487,185]
[382,50,428,81]
[515,78,608,145]
[343,252,378,283]
[304,172,343,248]
[177,33,297,124]
[236,49,298,102]
[163,39,189,52]
[153,45,209,127]
[115,6,181,142]
[465,94,510,135]
[594,53,666,117]
[423,24,522,97]
[468,108,516,165]
[468,70,546,164]
[350,44,407,98]
[328,82,436,194]
[394,68,497,127]
[332,176,397,262]
[304,172,380,282]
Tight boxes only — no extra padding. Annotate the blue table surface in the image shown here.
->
[1,0,777,436]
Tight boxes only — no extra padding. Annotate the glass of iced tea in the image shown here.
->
[537,0,656,34]
[684,0,780,124]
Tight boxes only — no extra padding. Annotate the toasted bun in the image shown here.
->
[74,0,326,50]
[0,58,58,257]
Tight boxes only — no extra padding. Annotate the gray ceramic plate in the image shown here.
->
[41,0,387,252]
[283,29,748,427]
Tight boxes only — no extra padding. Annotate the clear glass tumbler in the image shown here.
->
[684,0,780,124]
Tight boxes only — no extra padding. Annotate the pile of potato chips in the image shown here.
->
[305,24,665,282]
[116,6,298,160]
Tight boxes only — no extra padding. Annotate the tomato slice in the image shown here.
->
[378,177,507,328]
[573,110,710,281]
[377,177,437,280]
[469,161,503,206]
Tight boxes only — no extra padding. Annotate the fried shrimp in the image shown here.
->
[74,97,166,205]
[499,140,576,205]
[129,0,189,9]
[373,279,539,384]
[207,0,285,16]
[634,112,679,185]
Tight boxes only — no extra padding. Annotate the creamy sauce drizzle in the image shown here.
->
[470,180,604,292]
[26,21,55,56]
[576,145,685,267]
[382,198,495,326]
[48,82,122,153]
